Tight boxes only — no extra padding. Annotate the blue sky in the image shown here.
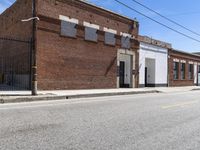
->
[0,0,14,13]
[1,0,200,52]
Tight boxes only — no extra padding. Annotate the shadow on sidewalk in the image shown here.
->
[0,84,31,96]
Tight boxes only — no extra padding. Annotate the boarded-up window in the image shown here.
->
[121,36,131,49]
[105,32,116,46]
[85,27,97,42]
[61,20,77,38]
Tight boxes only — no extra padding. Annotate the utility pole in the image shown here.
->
[21,1,39,95]
[32,0,37,95]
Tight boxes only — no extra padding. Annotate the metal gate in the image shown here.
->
[0,37,32,91]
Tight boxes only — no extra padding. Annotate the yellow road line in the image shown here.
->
[162,100,199,109]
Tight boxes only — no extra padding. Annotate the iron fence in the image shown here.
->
[0,36,32,91]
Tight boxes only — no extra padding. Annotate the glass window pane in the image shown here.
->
[188,64,193,79]
[198,66,200,73]
[173,62,179,80]
[181,63,185,80]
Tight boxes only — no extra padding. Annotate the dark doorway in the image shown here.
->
[198,66,200,86]
[145,67,148,87]
[144,58,156,87]
[119,61,125,87]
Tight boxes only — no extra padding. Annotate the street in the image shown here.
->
[1,91,200,150]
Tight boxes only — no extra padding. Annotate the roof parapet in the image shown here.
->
[138,35,172,49]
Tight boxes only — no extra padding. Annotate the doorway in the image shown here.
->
[145,58,156,87]
[198,65,200,86]
[145,67,148,87]
[118,53,132,88]
[119,61,125,87]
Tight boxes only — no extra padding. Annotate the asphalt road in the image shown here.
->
[1,91,200,150]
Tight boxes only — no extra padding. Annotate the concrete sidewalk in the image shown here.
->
[0,86,200,104]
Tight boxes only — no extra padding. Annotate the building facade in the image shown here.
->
[138,36,171,87]
[1,0,200,90]
[168,49,200,86]
[0,0,140,90]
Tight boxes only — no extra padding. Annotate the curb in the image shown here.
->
[0,90,160,104]
[191,88,200,91]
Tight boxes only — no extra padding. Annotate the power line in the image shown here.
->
[113,0,200,43]
[166,11,200,17]
[131,0,200,37]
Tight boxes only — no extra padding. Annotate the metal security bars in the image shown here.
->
[0,37,32,91]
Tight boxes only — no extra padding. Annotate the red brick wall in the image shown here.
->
[37,29,118,89]
[36,0,139,90]
[0,39,30,74]
[169,49,200,86]
[0,0,32,68]
[37,0,139,36]
[0,0,32,38]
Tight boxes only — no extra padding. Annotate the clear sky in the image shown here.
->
[1,0,200,52]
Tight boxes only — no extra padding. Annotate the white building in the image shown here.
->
[138,36,171,87]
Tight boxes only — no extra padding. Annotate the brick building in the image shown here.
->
[168,49,200,86]
[137,35,200,88]
[0,0,140,90]
[1,0,200,90]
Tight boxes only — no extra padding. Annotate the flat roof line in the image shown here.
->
[172,49,200,58]
[78,0,138,23]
